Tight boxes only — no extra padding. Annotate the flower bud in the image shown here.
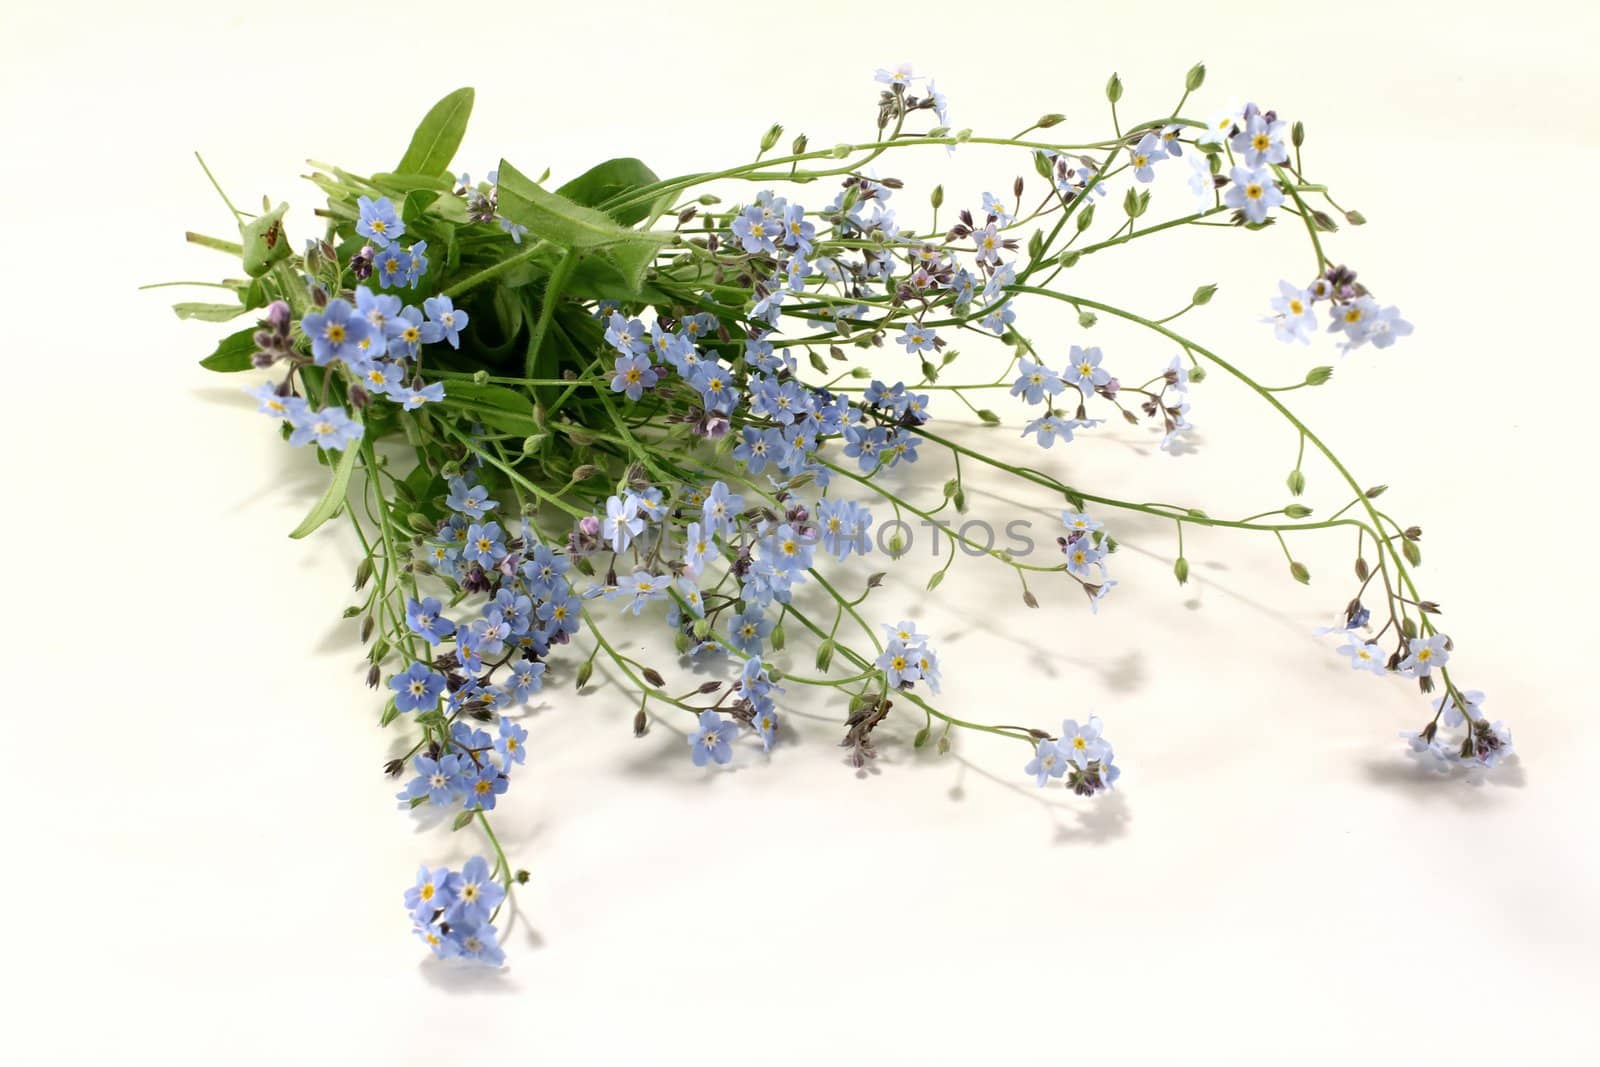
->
[1192,283,1218,305]
[1174,557,1190,585]
[1185,62,1206,92]
[1105,72,1124,104]
[1287,469,1306,496]
[1289,561,1310,584]
[759,123,784,153]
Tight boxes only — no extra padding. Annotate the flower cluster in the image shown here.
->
[178,66,1502,968]
[1025,715,1120,795]
[1399,687,1515,775]
[405,856,507,965]
[1266,265,1412,353]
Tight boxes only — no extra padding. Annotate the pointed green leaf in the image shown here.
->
[174,302,250,323]
[495,161,672,296]
[289,444,361,539]
[556,157,663,226]
[198,326,259,372]
[371,171,455,193]
[396,88,475,177]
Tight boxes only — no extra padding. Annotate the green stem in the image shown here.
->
[525,248,579,377]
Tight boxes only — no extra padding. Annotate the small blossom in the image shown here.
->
[610,354,659,401]
[1010,358,1064,405]
[1338,637,1388,675]
[302,299,371,366]
[1224,166,1284,224]
[446,478,498,520]
[1127,132,1167,182]
[1025,739,1069,787]
[688,710,739,766]
[399,754,466,807]
[1059,716,1108,769]
[1062,345,1110,397]
[1268,281,1318,345]
[288,404,364,451]
[1231,111,1289,168]
[356,195,404,248]
[1399,633,1450,676]
[389,661,446,713]
[406,597,456,645]
[420,295,468,349]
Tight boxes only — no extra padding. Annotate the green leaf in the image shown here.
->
[495,159,672,295]
[557,157,663,226]
[289,444,360,539]
[174,302,249,323]
[371,171,455,193]
[441,379,537,414]
[441,380,541,435]
[198,327,259,372]
[396,88,475,177]
[400,188,441,224]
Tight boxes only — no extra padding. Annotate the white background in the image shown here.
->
[5,1,1598,1063]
